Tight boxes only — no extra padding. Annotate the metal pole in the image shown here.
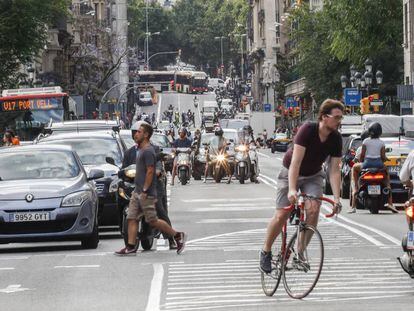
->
[240,36,244,81]
[220,37,224,78]
[146,0,149,68]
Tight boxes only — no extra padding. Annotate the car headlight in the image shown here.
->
[61,191,92,207]
[109,179,120,193]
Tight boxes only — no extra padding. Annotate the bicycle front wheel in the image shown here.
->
[282,224,324,299]
[260,230,284,296]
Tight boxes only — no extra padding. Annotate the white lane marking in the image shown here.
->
[256,151,270,158]
[257,176,277,190]
[336,214,401,245]
[186,228,262,245]
[210,202,271,207]
[0,284,32,294]
[259,173,278,184]
[156,94,163,123]
[191,206,274,212]
[0,267,15,271]
[0,256,28,260]
[197,218,270,224]
[54,265,100,269]
[145,263,163,311]
[181,198,273,203]
[260,172,400,246]
[66,253,108,257]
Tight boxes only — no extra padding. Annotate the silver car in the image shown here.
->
[0,145,103,248]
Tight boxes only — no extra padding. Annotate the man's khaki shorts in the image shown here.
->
[275,167,325,209]
[126,191,158,223]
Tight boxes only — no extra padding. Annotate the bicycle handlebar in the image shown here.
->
[283,193,337,218]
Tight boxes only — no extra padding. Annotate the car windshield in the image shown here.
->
[0,151,79,181]
[151,134,170,148]
[40,138,122,166]
[120,133,135,149]
[223,131,238,143]
[385,139,414,156]
[201,133,215,145]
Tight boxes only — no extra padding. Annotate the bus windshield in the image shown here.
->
[0,95,66,142]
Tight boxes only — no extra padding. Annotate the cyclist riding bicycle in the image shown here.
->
[260,99,343,274]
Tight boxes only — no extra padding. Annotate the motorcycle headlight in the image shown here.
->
[125,168,136,178]
[61,191,91,207]
[236,145,247,152]
[109,179,120,193]
[217,154,226,162]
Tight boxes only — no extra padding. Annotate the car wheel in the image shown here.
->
[81,219,99,249]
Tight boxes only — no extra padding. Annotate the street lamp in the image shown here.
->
[145,31,160,69]
[214,36,226,78]
[233,33,247,81]
[340,59,384,113]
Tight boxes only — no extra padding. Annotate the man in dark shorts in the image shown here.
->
[115,123,186,256]
[260,99,344,273]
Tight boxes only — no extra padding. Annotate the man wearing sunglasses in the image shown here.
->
[260,99,344,273]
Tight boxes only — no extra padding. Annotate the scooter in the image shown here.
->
[398,198,414,278]
[175,147,192,185]
[234,144,251,184]
[111,162,160,250]
[355,168,390,214]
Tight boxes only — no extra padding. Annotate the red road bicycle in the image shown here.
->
[260,193,335,299]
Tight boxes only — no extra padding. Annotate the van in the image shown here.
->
[208,78,225,90]
[202,100,219,122]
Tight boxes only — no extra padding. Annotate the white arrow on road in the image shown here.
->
[0,284,33,294]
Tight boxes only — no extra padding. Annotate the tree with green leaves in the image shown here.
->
[289,0,403,102]
[0,0,68,88]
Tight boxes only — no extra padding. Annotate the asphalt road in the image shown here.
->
[0,93,412,311]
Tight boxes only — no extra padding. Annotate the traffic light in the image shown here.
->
[293,107,300,118]
[360,97,370,114]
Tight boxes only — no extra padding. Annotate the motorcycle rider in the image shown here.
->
[115,122,186,255]
[240,125,260,183]
[171,127,192,186]
[193,96,199,108]
[204,127,232,184]
[398,149,414,276]
[121,121,177,249]
[352,122,396,213]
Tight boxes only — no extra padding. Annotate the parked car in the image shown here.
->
[208,78,225,90]
[0,145,103,248]
[37,131,126,227]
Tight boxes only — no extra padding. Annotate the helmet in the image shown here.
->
[179,127,187,135]
[214,127,223,136]
[242,125,253,135]
[360,130,369,141]
[131,121,149,139]
[368,122,382,138]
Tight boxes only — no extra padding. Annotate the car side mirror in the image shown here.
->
[106,157,116,166]
[87,169,104,181]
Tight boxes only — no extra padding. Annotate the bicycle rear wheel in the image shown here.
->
[260,230,284,296]
[282,224,324,299]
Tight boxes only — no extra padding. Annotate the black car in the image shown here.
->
[37,131,127,227]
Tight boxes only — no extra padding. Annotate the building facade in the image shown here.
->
[404,0,414,85]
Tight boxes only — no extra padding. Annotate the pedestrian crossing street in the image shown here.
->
[158,223,413,310]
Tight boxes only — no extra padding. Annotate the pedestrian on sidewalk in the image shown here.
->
[115,123,186,256]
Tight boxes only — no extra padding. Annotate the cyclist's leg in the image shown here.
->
[297,171,324,255]
[263,168,291,252]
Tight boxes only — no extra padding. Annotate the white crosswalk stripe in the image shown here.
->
[159,223,413,310]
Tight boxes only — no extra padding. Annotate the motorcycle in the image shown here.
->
[205,144,233,183]
[175,147,192,185]
[108,159,160,250]
[234,143,258,184]
[398,198,414,278]
[355,168,390,214]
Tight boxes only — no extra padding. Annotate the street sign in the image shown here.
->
[285,97,298,108]
[344,88,362,106]
[264,104,271,112]
[370,100,383,106]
